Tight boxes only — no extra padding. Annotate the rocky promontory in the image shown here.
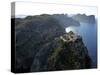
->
[14,14,92,73]
[47,31,92,71]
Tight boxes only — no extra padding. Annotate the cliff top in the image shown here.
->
[60,31,81,42]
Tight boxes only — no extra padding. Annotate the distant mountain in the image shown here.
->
[16,15,28,18]
[52,14,80,28]
[72,14,96,23]
[13,14,91,73]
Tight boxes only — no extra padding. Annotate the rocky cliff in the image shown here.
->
[47,31,91,71]
[14,14,92,73]
[72,14,96,23]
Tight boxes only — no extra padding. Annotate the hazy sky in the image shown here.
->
[15,2,97,17]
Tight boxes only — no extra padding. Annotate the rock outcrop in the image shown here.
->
[47,31,91,71]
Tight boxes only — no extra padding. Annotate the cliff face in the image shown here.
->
[72,14,96,23]
[14,14,92,73]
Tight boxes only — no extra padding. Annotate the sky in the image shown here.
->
[15,2,97,17]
